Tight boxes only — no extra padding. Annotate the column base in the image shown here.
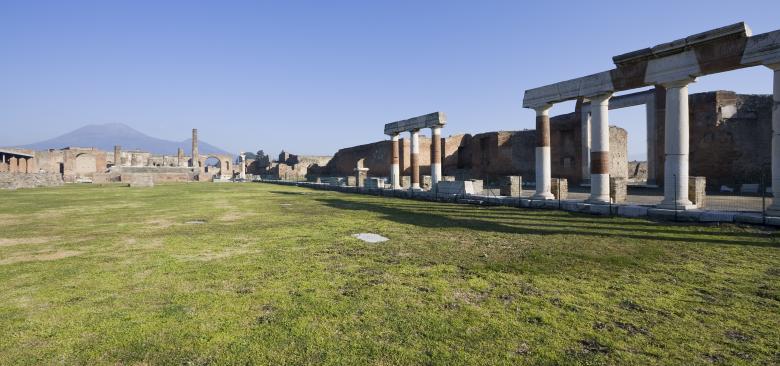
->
[586,196,611,204]
[657,200,696,210]
[531,192,555,200]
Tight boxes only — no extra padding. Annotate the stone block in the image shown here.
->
[364,177,384,189]
[689,176,707,208]
[469,179,483,195]
[442,176,456,182]
[422,175,432,190]
[552,178,568,200]
[437,181,475,195]
[617,205,648,217]
[499,176,522,197]
[346,176,357,187]
[128,174,154,188]
[92,173,109,184]
[401,176,411,189]
[610,177,627,203]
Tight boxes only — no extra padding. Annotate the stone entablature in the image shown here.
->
[383,112,446,135]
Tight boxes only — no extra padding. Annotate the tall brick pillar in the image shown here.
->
[114,145,121,166]
[9,157,18,173]
[191,128,199,170]
[177,148,185,167]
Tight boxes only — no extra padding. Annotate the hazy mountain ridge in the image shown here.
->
[18,123,231,156]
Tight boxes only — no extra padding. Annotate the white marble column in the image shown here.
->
[430,126,442,186]
[767,66,780,214]
[581,108,591,184]
[390,134,400,189]
[410,129,420,190]
[659,79,695,209]
[588,93,612,203]
[645,96,657,186]
[533,105,554,199]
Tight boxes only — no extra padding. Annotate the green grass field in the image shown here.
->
[0,183,778,365]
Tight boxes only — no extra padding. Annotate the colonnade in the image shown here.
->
[0,153,36,174]
[387,125,443,191]
[385,112,446,191]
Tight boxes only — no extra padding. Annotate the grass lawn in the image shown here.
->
[0,182,778,365]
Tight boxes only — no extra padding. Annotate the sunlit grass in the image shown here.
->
[0,183,778,365]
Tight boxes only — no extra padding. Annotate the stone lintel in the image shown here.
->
[741,30,780,67]
[522,70,614,109]
[582,89,654,111]
[384,112,446,135]
[644,50,701,85]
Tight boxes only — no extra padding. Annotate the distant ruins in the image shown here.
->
[1,128,246,189]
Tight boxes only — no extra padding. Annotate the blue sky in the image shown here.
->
[1,0,778,159]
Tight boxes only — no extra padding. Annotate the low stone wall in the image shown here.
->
[0,172,64,190]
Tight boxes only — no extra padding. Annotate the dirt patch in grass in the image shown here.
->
[0,236,59,247]
[145,218,176,229]
[219,210,255,222]
[123,237,164,250]
[0,250,82,265]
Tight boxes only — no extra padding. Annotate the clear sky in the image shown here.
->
[1,0,778,160]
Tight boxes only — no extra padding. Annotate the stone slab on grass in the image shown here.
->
[352,233,389,243]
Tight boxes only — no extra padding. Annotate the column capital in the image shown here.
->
[389,133,400,141]
[533,104,552,116]
[660,78,696,89]
[586,92,613,105]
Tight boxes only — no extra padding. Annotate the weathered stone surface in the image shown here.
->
[384,112,446,135]
[610,177,627,203]
[437,181,476,195]
[125,174,154,187]
[552,178,568,200]
[499,176,522,197]
[0,172,63,190]
[689,176,707,208]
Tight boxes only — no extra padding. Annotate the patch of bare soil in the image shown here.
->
[0,250,82,265]
[0,236,59,247]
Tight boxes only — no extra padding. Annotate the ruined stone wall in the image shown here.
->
[654,91,773,189]
[0,172,63,190]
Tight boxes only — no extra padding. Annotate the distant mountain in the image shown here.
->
[19,123,231,156]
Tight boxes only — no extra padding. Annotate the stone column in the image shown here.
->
[26,157,35,173]
[532,105,554,199]
[767,66,780,214]
[239,152,246,179]
[390,134,400,189]
[0,154,6,172]
[588,93,612,203]
[581,107,591,184]
[645,96,657,186]
[430,126,442,186]
[659,79,695,209]
[9,157,17,173]
[191,128,199,170]
[410,129,420,190]
[114,145,121,167]
[177,148,185,167]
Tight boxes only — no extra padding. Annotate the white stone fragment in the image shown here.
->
[352,233,389,243]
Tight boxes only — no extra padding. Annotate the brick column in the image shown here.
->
[114,145,121,166]
[390,134,400,189]
[658,79,695,210]
[9,157,17,173]
[532,105,554,199]
[768,66,780,214]
[177,148,185,167]
[0,154,6,172]
[191,128,199,169]
[430,126,442,187]
[588,93,612,204]
[26,157,36,173]
[410,129,420,190]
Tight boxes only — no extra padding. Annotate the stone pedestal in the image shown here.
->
[346,176,357,187]
[422,175,432,190]
[401,176,411,189]
[689,176,707,208]
[552,178,568,200]
[610,177,627,203]
[442,176,456,182]
[469,179,483,195]
[355,168,369,188]
[499,176,522,197]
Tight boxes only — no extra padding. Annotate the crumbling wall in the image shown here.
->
[0,172,63,190]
